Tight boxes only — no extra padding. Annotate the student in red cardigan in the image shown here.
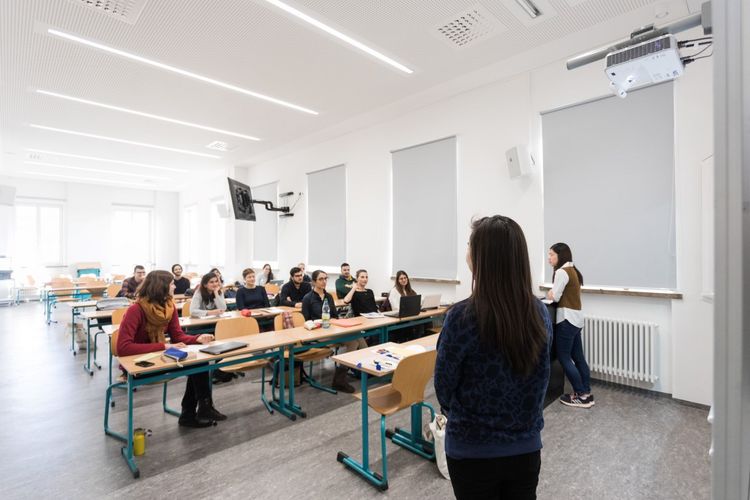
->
[117,270,226,428]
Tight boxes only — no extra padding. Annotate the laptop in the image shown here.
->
[421,294,441,311]
[384,294,422,318]
[199,341,248,355]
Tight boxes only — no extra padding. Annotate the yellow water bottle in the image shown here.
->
[133,428,146,456]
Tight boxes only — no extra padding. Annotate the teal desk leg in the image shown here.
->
[120,374,139,478]
[71,306,77,355]
[387,403,436,460]
[269,346,296,420]
[286,346,305,418]
[84,316,94,375]
[336,370,389,490]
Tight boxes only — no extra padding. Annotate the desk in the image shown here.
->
[332,334,440,490]
[109,330,301,478]
[42,285,108,324]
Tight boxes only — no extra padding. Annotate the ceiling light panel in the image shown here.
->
[434,4,507,49]
[36,89,261,141]
[24,160,169,179]
[46,27,319,115]
[67,0,150,25]
[25,149,188,173]
[500,0,558,27]
[260,0,414,74]
[29,124,221,158]
[21,170,159,189]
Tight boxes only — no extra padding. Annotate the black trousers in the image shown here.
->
[180,372,211,414]
[446,450,541,500]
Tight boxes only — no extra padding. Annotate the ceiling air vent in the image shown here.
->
[68,0,150,25]
[206,140,238,152]
[434,3,506,49]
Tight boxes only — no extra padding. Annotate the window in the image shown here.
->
[542,82,675,288]
[182,204,199,266]
[111,206,153,269]
[392,137,457,280]
[13,202,64,267]
[307,165,346,268]
[209,199,226,266]
[252,182,278,263]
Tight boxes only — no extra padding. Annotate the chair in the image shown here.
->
[14,275,39,304]
[104,329,176,443]
[181,301,191,318]
[264,283,280,296]
[106,283,122,298]
[103,307,130,385]
[351,350,438,487]
[87,280,108,299]
[274,312,336,394]
[212,316,274,414]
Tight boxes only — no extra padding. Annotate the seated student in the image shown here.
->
[118,265,146,299]
[297,262,312,283]
[210,267,236,298]
[302,270,365,393]
[171,264,191,295]
[117,270,225,428]
[257,263,274,286]
[342,269,378,316]
[279,267,312,308]
[236,268,270,310]
[388,270,424,342]
[335,262,355,299]
[190,272,227,317]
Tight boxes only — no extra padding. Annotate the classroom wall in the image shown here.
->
[237,39,713,404]
[0,176,180,276]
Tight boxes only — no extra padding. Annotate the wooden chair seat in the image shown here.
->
[220,357,269,372]
[354,383,403,416]
[286,346,333,362]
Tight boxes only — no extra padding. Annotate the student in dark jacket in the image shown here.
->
[279,267,312,308]
[434,216,552,500]
[236,268,270,310]
[171,264,191,295]
[117,270,225,428]
[341,269,378,316]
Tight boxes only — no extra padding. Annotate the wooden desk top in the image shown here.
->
[44,285,108,293]
[332,333,440,376]
[290,316,398,344]
[387,307,449,322]
[118,330,301,377]
[178,306,294,328]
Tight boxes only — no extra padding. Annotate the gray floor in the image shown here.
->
[1,302,711,499]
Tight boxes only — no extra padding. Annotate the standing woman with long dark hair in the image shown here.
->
[547,242,593,408]
[435,216,552,499]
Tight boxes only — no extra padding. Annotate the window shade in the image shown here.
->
[307,165,346,267]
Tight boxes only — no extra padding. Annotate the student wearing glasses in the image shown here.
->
[171,264,191,295]
[389,270,423,341]
[279,267,312,308]
[342,269,378,316]
[118,265,146,299]
[297,262,312,283]
[303,270,365,393]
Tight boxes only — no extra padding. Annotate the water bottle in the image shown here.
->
[321,297,330,329]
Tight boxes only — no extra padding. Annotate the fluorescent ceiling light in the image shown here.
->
[25,148,188,173]
[29,124,221,158]
[36,89,261,141]
[24,160,169,180]
[47,28,319,115]
[515,0,542,18]
[22,171,160,189]
[260,0,414,74]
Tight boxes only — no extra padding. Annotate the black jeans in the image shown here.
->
[180,372,211,415]
[446,450,541,500]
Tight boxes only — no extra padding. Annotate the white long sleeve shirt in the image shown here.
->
[550,262,584,328]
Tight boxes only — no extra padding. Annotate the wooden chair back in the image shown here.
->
[49,278,74,288]
[215,316,260,340]
[111,329,120,357]
[111,307,129,326]
[274,311,305,330]
[181,301,191,318]
[264,283,280,295]
[391,350,438,409]
[106,284,121,298]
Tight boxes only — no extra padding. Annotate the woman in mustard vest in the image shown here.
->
[547,243,594,408]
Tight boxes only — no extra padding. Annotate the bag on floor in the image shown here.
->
[424,414,450,479]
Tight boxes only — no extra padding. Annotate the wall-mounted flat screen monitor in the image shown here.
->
[227,177,256,222]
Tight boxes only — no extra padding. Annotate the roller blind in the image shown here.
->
[392,136,457,279]
[542,82,676,288]
[252,182,278,262]
[307,165,346,267]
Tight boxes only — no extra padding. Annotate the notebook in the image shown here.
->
[199,341,248,355]
[330,318,364,327]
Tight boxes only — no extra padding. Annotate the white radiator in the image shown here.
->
[582,317,659,383]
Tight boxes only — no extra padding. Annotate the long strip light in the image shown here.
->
[47,28,319,115]
[260,0,413,74]
[25,148,188,173]
[29,124,221,159]
[24,160,169,180]
[36,89,261,141]
[22,171,162,189]
[515,0,542,19]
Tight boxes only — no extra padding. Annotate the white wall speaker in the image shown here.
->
[216,202,230,219]
[0,185,16,206]
[505,145,532,179]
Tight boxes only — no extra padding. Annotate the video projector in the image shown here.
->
[605,34,683,98]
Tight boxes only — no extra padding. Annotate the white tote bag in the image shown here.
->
[424,414,450,479]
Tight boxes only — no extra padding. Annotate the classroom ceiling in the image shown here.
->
[0,0,696,191]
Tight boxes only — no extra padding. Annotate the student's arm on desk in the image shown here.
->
[433,308,469,416]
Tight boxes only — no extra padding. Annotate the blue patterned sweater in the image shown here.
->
[434,298,552,459]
